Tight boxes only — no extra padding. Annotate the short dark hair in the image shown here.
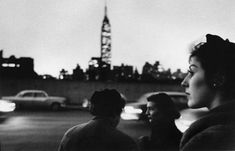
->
[190,34,235,98]
[147,93,180,119]
[89,89,125,117]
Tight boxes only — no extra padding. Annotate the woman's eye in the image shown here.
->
[188,70,194,76]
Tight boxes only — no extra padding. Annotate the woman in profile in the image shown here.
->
[181,34,235,150]
[138,93,182,151]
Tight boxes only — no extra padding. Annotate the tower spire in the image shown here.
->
[100,0,111,67]
[105,0,107,16]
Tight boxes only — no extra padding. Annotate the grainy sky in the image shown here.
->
[0,0,235,77]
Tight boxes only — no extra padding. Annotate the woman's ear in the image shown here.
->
[212,73,225,89]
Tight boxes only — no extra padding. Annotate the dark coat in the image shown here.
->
[58,116,139,151]
[180,101,235,151]
[139,117,182,151]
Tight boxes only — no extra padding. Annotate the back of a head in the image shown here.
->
[89,89,125,117]
[147,93,180,119]
[190,34,235,98]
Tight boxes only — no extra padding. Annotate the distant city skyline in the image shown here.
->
[0,0,235,77]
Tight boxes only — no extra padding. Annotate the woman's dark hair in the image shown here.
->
[147,93,180,119]
[190,34,235,98]
[89,89,125,117]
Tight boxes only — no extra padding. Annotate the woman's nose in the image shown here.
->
[181,76,189,87]
[146,108,149,115]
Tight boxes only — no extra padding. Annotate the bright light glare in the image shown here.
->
[121,112,139,120]
[82,99,89,108]
[124,106,143,114]
[0,100,16,112]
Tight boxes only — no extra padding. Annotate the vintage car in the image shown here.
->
[2,90,67,111]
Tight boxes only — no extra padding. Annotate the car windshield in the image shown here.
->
[22,92,34,97]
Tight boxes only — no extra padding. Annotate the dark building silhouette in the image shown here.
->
[113,64,134,81]
[87,57,110,81]
[141,61,174,82]
[141,62,155,81]
[59,68,72,80]
[172,69,187,80]
[87,57,102,80]
[72,64,85,80]
[133,68,141,81]
[0,50,38,78]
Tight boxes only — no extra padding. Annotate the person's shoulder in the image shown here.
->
[58,122,90,151]
[194,124,235,138]
[112,129,139,150]
[181,124,235,151]
[113,129,136,142]
[199,124,235,140]
[64,122,89,137]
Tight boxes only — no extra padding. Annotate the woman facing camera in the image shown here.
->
[181,34,235,150]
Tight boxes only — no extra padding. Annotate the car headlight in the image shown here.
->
[0,100,16,112]
[124,106,143,114]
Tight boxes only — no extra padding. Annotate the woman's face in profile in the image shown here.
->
[146,102,158,122]
[182,57,215,109]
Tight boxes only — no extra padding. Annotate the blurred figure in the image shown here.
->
[181,34,235,150]
[138,93,182,151]
[58,89,138,151]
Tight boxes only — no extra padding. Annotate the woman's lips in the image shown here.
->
[185,92,190,100]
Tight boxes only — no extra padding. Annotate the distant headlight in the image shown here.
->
[82,99,89,108]
[124,106,143,114]
[0,100,16,112]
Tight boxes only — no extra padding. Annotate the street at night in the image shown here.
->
[0,110,150,151]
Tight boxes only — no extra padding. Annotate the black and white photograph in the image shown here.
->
[0,0,235,151]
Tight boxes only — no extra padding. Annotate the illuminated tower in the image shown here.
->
[87,2,111,81]
[100,4,111,67]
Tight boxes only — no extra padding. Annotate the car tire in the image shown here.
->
[51,103,61,111]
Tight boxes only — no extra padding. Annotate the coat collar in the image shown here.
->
[210,101,235,113]
[180,101,235,149]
